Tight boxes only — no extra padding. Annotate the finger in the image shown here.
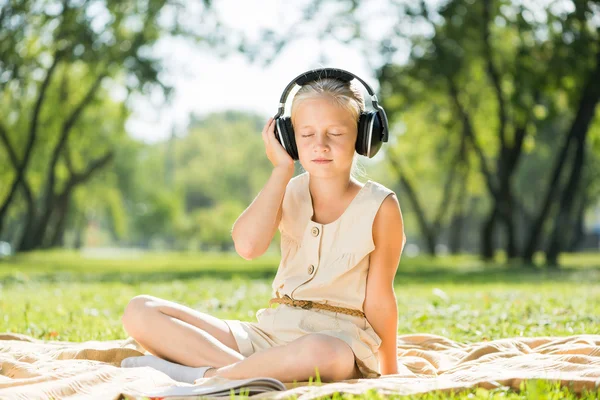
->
[262,119,271,141]
[267,119,276,141]
[269,118,277,138]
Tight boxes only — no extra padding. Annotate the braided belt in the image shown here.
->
[269,294,365,318]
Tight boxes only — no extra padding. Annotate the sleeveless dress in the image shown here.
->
[224,171,395,379]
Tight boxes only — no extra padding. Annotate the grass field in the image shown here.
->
[1,250,599,399]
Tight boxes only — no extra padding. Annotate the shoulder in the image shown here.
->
[282,171,308,200]
[280,172,308,232]
[367,179,395,197]
[372,187,406,248]
[280,172,309,222]
[374,192,402,228]
[287,171,308,191]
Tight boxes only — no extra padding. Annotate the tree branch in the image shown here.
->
[0,122,20,169]
[432,136,463,231]
[63,142,75,175]
[387,147,438,254]
[44,72,106,203]
[61,151,114,195]
[0,52,61,232]
[447,77,500,199]
[482,0,507,149]
[524,46,600,259]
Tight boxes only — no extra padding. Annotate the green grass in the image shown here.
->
[1,250,599,399]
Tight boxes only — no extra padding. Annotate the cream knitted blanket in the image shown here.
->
[1,332,598,399]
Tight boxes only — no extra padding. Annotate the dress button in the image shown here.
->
[308,264,315,274]
[311,227,320,237]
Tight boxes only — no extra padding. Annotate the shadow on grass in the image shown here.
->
[2,263,599,286]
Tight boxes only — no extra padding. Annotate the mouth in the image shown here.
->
[312,159,332,163]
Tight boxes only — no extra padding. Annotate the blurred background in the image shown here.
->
[1,0,599,267]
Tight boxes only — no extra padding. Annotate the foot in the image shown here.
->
[121,355,214,383]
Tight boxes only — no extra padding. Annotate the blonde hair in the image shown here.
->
[291,78,368,180]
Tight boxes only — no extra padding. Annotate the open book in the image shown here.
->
[140,377,287,398]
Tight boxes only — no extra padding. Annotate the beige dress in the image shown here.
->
[224,171,395,378]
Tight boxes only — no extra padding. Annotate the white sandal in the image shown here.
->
[120,355,216,382]
[197,366,215,378]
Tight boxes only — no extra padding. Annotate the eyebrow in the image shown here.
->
[297,124,348,129]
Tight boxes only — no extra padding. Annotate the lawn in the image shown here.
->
[1,250,599,399]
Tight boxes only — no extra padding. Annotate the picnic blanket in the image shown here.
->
[1,332,599,399]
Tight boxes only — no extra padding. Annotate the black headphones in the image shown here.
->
[272,67,390,160]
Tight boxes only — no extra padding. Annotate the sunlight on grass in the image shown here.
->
[1,250,598,399]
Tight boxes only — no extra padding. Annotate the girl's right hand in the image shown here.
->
[262,117,294,170]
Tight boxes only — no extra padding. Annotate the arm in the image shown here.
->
[231,166,294,260]
[363,193,406,375]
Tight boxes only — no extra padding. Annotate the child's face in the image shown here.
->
[293,96,358,177]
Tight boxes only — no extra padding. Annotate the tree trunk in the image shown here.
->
[28,74,106,250]
[0,55,61,235]
[18,152,114,252]
[545,132,587,267]
[74,213,86,250]
[48,192,72,248]
[503,210,518,259]
[481,206,498,260]
[449,190,466,254]
[449,168,469,254]
[484,189,520,262]
[28,195,56,249]
[568,192,588,252]
[398,173,437,255]
[500,188,519,259]
[523,48,600,263]
[16,182,37,252]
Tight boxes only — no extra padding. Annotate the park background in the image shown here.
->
[1,1,599,397]
[1,0,600,262]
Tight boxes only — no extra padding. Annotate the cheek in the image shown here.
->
[339,137,357,153]
[295,136,356,156]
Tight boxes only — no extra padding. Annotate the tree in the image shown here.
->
[0,0,228,251]
[260,0,600,265]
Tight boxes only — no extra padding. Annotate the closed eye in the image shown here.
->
[301,134,343,137]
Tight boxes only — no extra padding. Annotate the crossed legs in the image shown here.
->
[121,295,361,382]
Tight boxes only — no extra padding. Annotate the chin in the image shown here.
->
[303,164,347,179]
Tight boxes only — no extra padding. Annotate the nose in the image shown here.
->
[313,133,330,152]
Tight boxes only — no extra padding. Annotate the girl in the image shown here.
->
[120,71,406,383]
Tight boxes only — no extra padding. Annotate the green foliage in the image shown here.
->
[134,188,183,239]
[3,0,600,257]
[372,0,600,256]
[176,111,271,207]
[188,200,245,251]
[0,0,224,250]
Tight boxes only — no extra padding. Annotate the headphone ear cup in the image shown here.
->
[356,111,383,158]
[275,117,299,160]
[356,113,369,157]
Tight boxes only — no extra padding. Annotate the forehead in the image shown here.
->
[293,98,356,128]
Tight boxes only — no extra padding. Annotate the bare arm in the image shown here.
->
[231,117,295,260]
[231,166,294,260]
[364,194,406,375]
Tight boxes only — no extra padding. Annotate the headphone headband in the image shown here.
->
[273,67,389,142]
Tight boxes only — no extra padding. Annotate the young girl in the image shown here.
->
[120,70,406,383]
